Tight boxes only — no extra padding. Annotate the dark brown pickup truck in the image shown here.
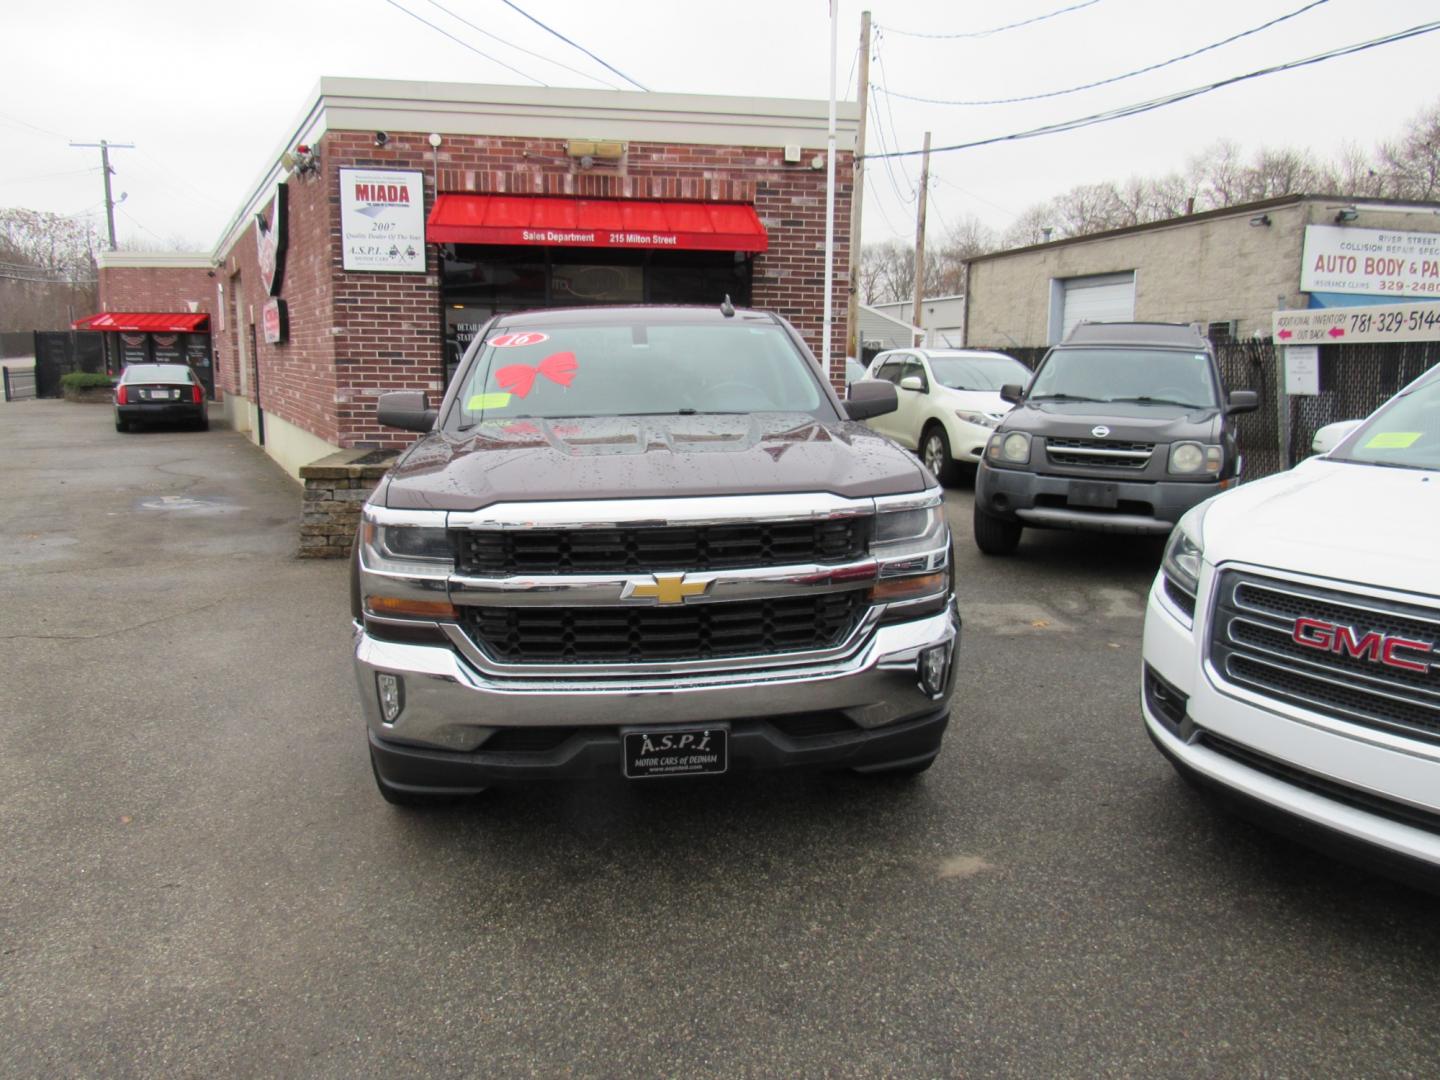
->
[351,304,960,804]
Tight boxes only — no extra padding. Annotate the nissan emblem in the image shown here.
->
[1092,425,1110,438]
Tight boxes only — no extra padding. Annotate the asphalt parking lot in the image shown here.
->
[2,399,1438,1078]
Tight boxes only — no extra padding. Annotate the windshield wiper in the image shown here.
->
[1029,392,1102,403]
[1106,396,1208,408]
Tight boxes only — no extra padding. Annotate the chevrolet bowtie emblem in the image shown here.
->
[627,573,710,605]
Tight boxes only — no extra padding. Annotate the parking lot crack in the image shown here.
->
[0,599,226,641]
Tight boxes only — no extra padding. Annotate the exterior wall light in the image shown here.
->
[1249,214,1271,227]
[1334,207,1359,223]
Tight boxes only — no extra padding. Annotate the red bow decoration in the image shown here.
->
[496,352,578,399]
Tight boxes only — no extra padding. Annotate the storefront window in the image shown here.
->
[439,244,754,383]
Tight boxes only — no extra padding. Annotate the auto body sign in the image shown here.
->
[1300,225,1440,299]
[340,169,425,273]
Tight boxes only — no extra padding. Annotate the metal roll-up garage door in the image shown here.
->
[1060,272,1135,338]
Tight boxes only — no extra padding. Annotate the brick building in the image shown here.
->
[94,78,859,477]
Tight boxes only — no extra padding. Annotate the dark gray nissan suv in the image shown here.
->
[972,322,1257,555]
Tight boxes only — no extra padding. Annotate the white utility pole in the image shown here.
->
[823,0,839,379]
[845,11,872,367]
[69,139,134,250]
[911,131,932,341]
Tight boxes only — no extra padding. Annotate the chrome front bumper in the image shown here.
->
[354,604,960,752]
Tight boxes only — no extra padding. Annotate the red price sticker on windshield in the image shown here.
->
[488,332,549,348]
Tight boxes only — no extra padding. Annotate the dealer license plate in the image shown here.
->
[1067,481,1119,509]
[623,726,728,779]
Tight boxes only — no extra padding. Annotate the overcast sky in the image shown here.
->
[2,0,1437,254]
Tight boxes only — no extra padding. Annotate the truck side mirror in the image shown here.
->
[845,379,898,421]
[378,390,437,432]
[1226,390,1259,415]
[999,384,1024,404]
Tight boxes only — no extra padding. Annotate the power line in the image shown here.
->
[0,112,70,141]
[381,0,548,85]
[880,0,1100,40]
[863,19,1440,160]
[867,94,914,206]
[421,0,624,89]
[880,0,1332,106]
[498,0,648,91]
[871,36,917,197]
[0,167,99,187]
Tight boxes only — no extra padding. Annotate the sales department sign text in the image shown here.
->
[1300,225,1440,299]
[340,168,425,273]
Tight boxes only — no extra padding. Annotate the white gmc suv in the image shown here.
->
[1143,363,1440,888]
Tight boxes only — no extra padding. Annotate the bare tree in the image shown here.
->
[1376,102,1440,199]
[860,240,915,304]
[0,208,100,332]
[1001,204,1054,249]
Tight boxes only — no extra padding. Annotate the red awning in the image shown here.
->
[72,312,210,333]
[427,194,768,253]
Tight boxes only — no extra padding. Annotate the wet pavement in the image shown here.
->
[1,399,1437,1077]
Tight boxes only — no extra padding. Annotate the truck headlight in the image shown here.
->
[987,431,1031,465]
[874,504,942,545]
[1169,442,1222,475]
[956,410,1000,429]
[366,522,453,563]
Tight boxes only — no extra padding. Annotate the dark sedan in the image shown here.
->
[114,364,209,432]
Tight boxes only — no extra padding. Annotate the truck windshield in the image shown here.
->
[1028,348,1218,408]
[453,320,832,426]
[1330,372,1440,472]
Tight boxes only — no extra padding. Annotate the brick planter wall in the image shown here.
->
[297,450,396,558]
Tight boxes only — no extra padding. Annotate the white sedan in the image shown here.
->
[858,348,1032,484]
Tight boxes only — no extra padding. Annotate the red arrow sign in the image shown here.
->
[1277,329,1293,340]
[1328,326,1346,338]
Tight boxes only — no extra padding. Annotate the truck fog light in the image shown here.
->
[376,673,404,723]
[919,645,950,697]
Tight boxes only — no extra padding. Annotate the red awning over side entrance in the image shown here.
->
[72,312,210,333]
[427,195,768,253]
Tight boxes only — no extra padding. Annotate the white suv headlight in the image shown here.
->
[956,410,1000,429]
[1160,501,1213,623]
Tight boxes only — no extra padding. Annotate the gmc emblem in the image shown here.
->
[1292,616,1435,674]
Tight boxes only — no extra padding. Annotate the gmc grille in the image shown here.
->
[1209,571,1440,744]
[454,519,868,575]
[461,590,868,664]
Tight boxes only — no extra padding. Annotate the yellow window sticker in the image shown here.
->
[1363,431,1420,449]
[466,392,512,410]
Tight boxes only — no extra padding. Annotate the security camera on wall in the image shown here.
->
[374,131,389,147]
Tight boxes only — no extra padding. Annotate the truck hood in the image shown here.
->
[379,412,930,511]
[1203,456,1440,595]
[1003,400,1222,442]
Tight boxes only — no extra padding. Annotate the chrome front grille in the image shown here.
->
[1044,438,1154,469]
[1209,571,1440,743]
